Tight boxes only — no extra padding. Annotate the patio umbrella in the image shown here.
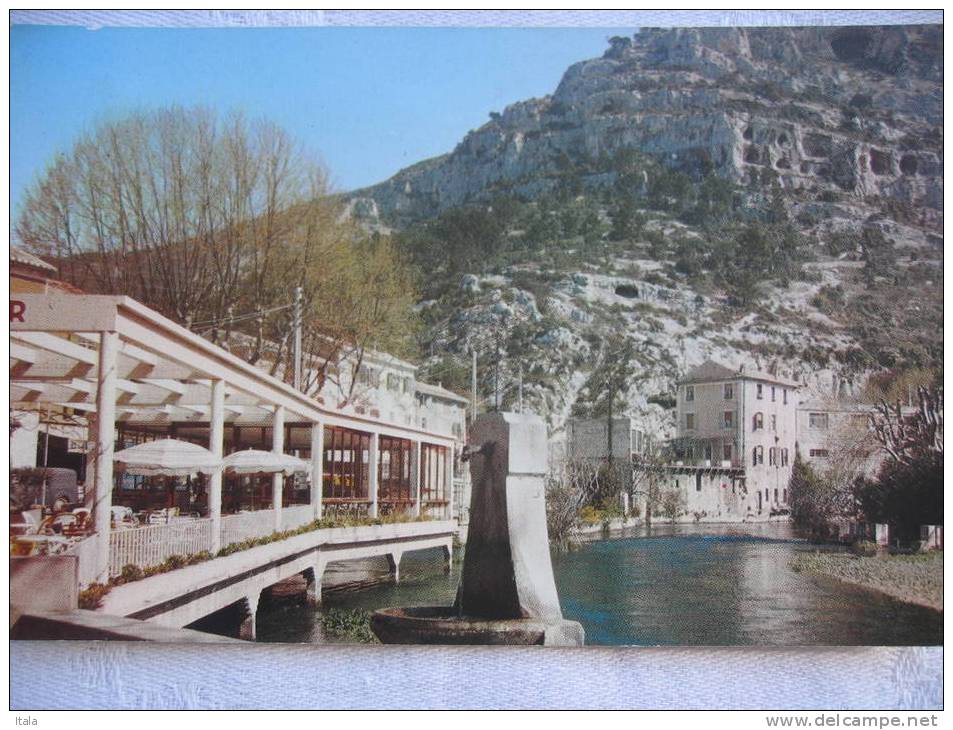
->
[113,438,222,477]
[222,449,312,476]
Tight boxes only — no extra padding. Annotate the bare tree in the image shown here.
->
[871,385,943,465]
[17,107,420,403]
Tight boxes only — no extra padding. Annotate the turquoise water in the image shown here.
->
[255,522,942,646]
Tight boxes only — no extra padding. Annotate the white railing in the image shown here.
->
[220,510,276,547]
[109,519,214,577]
[282,504,317,531]
[422,501,451,520]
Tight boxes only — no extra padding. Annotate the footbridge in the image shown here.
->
[96,519,456,639]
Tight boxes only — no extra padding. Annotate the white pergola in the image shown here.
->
[10,293,455,583]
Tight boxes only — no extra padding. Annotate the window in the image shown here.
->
[695,473,702,492]
[770,415,777,432]
[685,413,695,431]
[723,411,734,428]
[809,449,830,458]
[809,413,830,430]
[850,414,870,431]
[771,386,776,402]
[378,436,413,503]
[685,385,694,402]
[769,447,777,466]
[752,412,764,431]
[386,373,400,391]
[323,426,372,501]
[783,488,788,502]
[421,444,449,504]
[724,383,733,400]
[752,446,764,466]
[704,444,712,461]
[757,383,763,399]
[783,389,788,405]
[723,444,732,461]
[774,488,778,502]
[780,448,789,466]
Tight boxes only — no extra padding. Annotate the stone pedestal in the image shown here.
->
[459,412,563,621]
[372,411,584,647]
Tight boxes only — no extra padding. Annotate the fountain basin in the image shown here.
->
[371,606,584,646]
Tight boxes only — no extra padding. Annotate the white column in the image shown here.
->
[272,405,285,532]
[83,413,98,509]
[93,331,118,584]
[208,379,225,554]
[445,444,455,522]
[368,432,379,518]
[411,440,422,518]
[310,422,324,520]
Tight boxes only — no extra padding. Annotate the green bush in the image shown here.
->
[321,608,378,644]
[850,540,879,557]
[120,564,144,583]
[78,582,110,609]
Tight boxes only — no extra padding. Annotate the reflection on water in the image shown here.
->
[255,522,942,646]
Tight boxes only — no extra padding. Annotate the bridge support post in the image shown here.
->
[209,378,225,554]
[272,405,285,532]
[368,432,380,519]
[240,591,260,641]
[385,552,403,584]
[442,541,453,573]
[304,561,325,607]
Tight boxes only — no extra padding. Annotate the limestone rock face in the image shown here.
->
[350,25,942,230]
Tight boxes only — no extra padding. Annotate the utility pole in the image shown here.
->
[292,286,303,391]
[41,403,51,509]
[517,366,524,413]
[471,347,478,424]
[494,329,501,412]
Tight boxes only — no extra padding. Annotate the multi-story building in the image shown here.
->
[674,360,799,516]
[796,398,912,480]
[414,382,471,523]
[566,417,654,463]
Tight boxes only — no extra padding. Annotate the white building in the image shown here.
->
[567,417,654,463]
[673,360,799,516]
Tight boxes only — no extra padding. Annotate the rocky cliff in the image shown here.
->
[347,25,943,442]
[351,25,942,233]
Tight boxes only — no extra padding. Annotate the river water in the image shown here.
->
[256,522,942,646]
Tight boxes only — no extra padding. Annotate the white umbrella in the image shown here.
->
[222,449,312,476]
[114,439,222,477]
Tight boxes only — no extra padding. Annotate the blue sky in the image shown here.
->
[11,25,633,213]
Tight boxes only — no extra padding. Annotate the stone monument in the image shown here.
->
[371,412,584,646]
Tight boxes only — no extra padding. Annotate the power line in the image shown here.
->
[190,302,294,329]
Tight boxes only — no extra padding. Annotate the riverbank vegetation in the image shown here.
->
[320,608,378,643]
[792,550,942,611]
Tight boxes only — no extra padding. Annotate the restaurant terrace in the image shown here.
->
[11,291,457,590]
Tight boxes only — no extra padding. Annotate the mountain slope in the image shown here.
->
[346,26,943,444]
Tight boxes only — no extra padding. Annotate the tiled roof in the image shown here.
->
[678,360,738,384]
[678,359,799,387]
[10,246,56,272]
[415,380,469,404]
